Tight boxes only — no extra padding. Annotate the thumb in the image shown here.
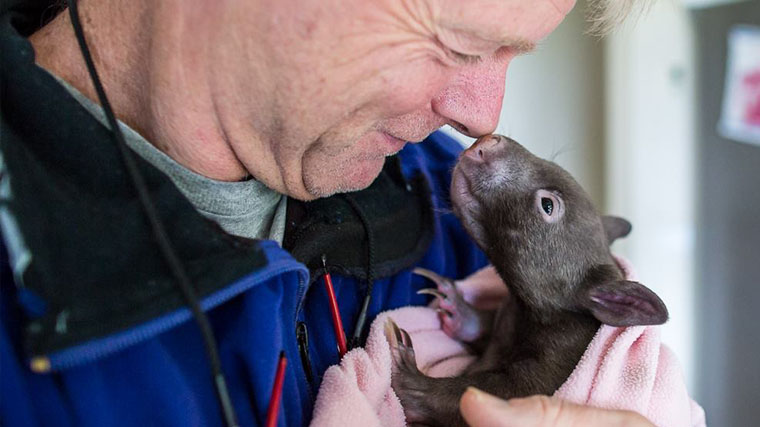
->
[459,388,654,427]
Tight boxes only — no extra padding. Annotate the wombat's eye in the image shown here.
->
[541,198,553,215]
[535,190,564,223]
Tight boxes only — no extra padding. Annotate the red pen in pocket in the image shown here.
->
[322,254,348,358]
[265,351,287,427]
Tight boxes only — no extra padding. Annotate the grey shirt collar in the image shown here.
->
[48,71,287,243]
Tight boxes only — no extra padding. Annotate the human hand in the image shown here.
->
[460,387,654,427]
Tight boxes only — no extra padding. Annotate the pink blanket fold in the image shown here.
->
[310,262,705,427]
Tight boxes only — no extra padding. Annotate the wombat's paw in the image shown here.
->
[414,267,485,343]
[384,319,433,424]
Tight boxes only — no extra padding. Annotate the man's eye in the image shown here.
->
[447,49,482,65]
[433,36,483,65]
[541,198,554,215]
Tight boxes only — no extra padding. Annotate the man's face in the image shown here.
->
[212,0,576,200]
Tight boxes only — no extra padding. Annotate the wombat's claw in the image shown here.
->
[412,267,456,290]
[384,319,398,345]
[400,328,413,349]
[417,288,447,300]
[385,318,413,348]
[385,319,418,373]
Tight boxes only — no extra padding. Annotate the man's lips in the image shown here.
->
[363,129,439,159]
[380,132,408,156]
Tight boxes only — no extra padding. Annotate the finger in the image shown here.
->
[459,387,511,427]
[460,388,655,427]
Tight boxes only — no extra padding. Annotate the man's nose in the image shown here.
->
[431,57,509,138]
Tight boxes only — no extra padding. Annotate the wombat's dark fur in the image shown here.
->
[387,135,668,426]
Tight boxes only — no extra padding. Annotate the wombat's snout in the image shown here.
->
[463,134,504,164]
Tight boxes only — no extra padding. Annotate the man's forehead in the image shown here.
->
[431,0,575,48]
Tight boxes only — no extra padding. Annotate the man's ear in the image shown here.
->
[602,216,632,245]
[582,280,668,326]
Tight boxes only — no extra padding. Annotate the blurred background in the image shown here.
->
[441,0,760,425]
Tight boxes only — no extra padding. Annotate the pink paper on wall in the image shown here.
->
[718,25,760,146]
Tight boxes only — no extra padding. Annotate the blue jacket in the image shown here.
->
[0,5,487,426]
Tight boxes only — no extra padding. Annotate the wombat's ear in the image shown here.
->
[602,216,632,245]
[583,280,668,326]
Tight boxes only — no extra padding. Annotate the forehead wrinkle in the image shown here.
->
[432,0,563,54]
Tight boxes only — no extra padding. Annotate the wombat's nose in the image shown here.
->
[464,134,502,163]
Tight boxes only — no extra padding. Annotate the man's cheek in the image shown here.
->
[375,62,451,114]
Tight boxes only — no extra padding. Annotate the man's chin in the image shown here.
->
[304,156,386,199]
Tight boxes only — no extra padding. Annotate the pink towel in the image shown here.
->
[310,260,706,426]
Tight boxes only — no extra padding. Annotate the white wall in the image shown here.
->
[605,1,697,392]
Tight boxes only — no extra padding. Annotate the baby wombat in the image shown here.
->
[387,134,668,426]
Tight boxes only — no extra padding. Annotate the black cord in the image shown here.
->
[66,3,238,426]
[341,194,376,349]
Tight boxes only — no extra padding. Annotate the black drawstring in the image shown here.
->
[340,194,376,349]
[295,321,315,392]
[66,3,238,426]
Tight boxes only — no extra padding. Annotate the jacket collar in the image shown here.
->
[1,13,269,359]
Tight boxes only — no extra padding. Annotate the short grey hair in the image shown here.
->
[586,0,654,35]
